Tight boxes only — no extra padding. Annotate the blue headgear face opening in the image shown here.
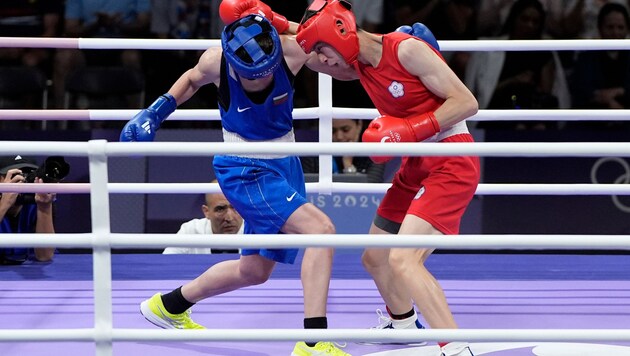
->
[221,15,282,80]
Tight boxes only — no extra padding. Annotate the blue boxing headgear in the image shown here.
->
[221,15,282,80]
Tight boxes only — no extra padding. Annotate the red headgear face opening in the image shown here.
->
[296,0,359,65]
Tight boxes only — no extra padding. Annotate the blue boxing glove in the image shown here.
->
[120,94,177,142]
[396,23,440,51]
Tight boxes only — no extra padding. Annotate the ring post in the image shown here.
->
[318,73,333,195]
[88,139,113,356]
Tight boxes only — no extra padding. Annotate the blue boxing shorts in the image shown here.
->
[213,155,307,264]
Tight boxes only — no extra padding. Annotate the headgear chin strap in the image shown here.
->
[296,0,359,65]
[221,15,282,80]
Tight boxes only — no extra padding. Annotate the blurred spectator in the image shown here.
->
[477,0,625,39]
[388,0,477,40]
[539,1,630,77]
[0,0,62,116]
[0,156,57,264]
[542,0,629,40]
[477,0,518,37]
[301,119,386,183]
[385,0,477,79]
[147,0,214,112]
[465,0,570,130]
[163,185,243,254]
[151,0,211,40]
[347,0,384,32]
[0,0,62,72]
[53,0,150,110]
[539,0,583,39]
[569,3,630,129]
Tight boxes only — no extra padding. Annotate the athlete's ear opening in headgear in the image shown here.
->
[221,14,282,80]
[296,0,359,65]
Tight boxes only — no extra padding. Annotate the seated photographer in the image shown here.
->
[0,155,60,264]
[301,118,386,183]
[163,181,243,254]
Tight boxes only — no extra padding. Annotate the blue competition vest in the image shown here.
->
[0,204,37,264]
[218,56,295,140]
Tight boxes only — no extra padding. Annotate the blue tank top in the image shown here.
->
[218,56,295,140]
[0,204,37,264]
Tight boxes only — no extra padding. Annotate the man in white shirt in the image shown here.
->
[163,186,243,254]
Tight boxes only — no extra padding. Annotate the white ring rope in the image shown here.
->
[1,328,630,343]
[0,140,627,158]
[2,36,630,51]
[1,182,630,195]
[1,108,630,122]
[2,233,630,250]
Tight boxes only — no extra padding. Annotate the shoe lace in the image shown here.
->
[170,309,191,322]
[373,308,393,329]
[184,309,206,329]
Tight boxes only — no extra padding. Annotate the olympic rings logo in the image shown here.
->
[590,157,630,213]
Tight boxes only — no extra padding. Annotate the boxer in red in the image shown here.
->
[296,1,479,355]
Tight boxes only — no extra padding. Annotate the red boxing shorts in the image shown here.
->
[375,133,480,235]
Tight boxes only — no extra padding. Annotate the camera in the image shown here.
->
[17,156,70,205]
[22,156,70,184]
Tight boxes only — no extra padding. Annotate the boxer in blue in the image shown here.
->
[120,14,349,356]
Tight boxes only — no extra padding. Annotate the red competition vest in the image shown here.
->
[355,32,445,118]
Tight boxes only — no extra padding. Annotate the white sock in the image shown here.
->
[390,311,418,329]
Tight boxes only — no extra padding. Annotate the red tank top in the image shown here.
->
[355,32,444,118]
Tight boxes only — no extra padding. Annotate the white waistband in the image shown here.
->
[425,120,470,142]
[221,129,295,159]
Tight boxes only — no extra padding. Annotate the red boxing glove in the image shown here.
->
[219,0,258,24]
[362,112,440,163]
[219,0,289,33]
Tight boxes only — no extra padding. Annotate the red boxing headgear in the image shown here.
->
[296,0,359,65]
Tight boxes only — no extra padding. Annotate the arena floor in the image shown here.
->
[2,252,630,355]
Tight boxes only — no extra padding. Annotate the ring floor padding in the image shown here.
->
[1,251,629,355]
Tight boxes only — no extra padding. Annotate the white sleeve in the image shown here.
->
[163,247,188,254]
[163,219,207,254]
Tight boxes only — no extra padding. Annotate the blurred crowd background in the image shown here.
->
[2,0,630,133]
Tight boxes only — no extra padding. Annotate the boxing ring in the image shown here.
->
[1,37,630,356]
